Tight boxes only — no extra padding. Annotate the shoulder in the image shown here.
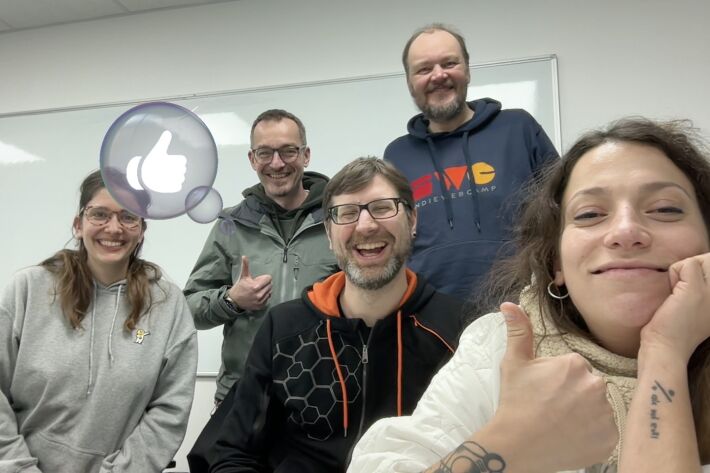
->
[150,278,196,329]
[416,291,466,344]
[384,134,420,160]
[224,198,265,227]
[2,266,54,298]
[0,266,57,328]
[496,108,537,124]
[267,298,321,340]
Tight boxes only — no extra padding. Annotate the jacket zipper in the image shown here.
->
[263,219,319,300]
[356,329,373,437]
[344,328,372,466]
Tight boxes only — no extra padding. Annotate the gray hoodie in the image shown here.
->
[0,266,197,473]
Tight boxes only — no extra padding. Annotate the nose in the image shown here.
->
[104,214,123,233]
[269,151,286,169]
[354,208,379,234]
[603,206,651,250]
[430,64,448,82]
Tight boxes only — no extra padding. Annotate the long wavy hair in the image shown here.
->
[40,170,161,331]
[475,117,710,461]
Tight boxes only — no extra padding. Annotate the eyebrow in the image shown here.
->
[568,181,693,203]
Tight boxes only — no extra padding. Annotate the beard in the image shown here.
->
[413,80,468,123]
[420,95,467,122]
[343,252,406,290]
[336,235,412,291]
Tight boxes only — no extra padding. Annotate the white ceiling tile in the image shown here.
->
[0,0,236,33]
[0,0,125,29]
[117,0,220,12]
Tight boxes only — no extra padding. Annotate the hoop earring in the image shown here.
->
[547,281,569,300]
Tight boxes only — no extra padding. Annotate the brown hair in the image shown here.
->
[401,23,470,76]
[476,117,710,461]
[40,170,161,332]
[250,109,307,147]
[323,157,415,220]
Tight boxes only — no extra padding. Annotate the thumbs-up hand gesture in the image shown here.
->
[493,303,617,472]
[227,256,273,312]
[127,130,187,194]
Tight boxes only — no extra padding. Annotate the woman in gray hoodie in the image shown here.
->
[0,170,197,472]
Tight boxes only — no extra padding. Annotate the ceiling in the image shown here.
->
[0,0,237,34]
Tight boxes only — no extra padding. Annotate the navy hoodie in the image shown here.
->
[384,98,558,300]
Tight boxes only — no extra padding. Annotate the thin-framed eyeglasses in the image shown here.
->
[327,198,410,225]
[250,145,306,164]
[81,206,142,230]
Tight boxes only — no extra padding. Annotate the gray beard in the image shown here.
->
[421,98,466,123]
[343,253,405,291]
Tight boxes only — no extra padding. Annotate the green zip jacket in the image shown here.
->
[184,172,338,401]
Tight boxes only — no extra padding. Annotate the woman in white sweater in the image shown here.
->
[349,118,710,473]
[0,170,197,472]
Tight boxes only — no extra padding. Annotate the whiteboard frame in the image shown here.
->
[0,55,562,152]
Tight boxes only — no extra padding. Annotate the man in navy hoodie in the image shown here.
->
[386,23,559,300]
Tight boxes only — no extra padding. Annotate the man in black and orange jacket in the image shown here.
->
[209,158,464,473]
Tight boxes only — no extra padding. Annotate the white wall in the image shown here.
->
[2,0,709,470]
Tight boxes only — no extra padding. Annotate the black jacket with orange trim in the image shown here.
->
[209,269,464,473]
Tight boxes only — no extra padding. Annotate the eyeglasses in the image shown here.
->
[327,198,409,225]
[81,206,142,230]
[251,145,306,164]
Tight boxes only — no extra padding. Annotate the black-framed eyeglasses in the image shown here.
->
[250,145,306,164]
[327,198,409,225]
[81,206,142,230]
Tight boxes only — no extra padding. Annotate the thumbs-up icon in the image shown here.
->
[127,130,187,193]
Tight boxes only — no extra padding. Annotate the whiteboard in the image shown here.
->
[0,55,560,375]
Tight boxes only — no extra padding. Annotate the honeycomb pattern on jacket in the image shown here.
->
[273,321,364,441]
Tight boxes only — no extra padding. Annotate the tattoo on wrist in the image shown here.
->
[430,441,506,473]
[650,379,675,439]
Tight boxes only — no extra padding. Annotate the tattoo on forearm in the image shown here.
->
[649,379,675,439]
[429,441,506,473]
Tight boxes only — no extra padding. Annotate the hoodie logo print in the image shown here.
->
[411,162,497,200]
[134,328,150,344]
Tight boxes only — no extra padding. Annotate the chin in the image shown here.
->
[606,292,665,328]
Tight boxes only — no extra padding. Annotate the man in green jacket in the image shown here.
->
[184,109,338,402]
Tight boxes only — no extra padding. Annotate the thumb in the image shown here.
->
[501,302,534,362]
[240,255,251,280]
[146,130,173,157]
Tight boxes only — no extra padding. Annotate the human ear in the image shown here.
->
[73,216,83,239]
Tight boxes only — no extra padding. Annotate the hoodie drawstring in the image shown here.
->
[87,283,97,396]
[425,132,483,232]
[425,137,456,229]
[461,130,482,232]
[87,283,123,396]
[326,318,349,437]
[107,285,122,365]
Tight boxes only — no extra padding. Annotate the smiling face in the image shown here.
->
[248,118,310,209]
[556,141,710,356]
[74,188,145,285]
[406,29,470,126]
[327,175,416,291]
